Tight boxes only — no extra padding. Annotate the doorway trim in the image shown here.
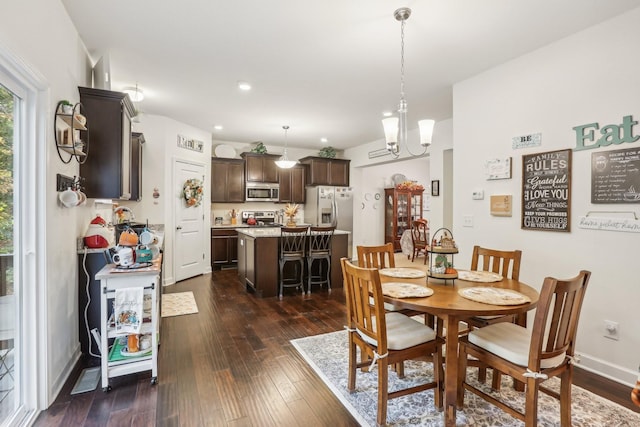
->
[0,41,48,424]
[171,157,207,283]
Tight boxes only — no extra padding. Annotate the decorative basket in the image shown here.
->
[431,227,457,249]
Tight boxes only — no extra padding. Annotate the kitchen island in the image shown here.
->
[236,228,349,298]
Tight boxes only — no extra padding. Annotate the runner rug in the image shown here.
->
[291,330,639,426]
[161,291,198,317]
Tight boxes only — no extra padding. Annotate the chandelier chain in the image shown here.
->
[400,17,405,101]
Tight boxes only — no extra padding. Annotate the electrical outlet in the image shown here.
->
[604,320,619,340]
[463,215,473,227]
[472,190,484,200]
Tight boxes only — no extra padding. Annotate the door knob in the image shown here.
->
[176,226,182,230]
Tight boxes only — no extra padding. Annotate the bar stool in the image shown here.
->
[279,227,308,299]
[306,226,335,295]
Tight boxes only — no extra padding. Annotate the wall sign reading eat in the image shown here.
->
[522,149,572,232]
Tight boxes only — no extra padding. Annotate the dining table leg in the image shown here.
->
[444,315,459,426]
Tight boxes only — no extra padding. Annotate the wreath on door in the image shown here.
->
[182,178,203,207]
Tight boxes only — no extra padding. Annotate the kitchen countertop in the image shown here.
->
[212,222,311,229]
[236,228,350,238]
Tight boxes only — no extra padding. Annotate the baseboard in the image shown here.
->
[48,345,81,406]
[576,352,637,388]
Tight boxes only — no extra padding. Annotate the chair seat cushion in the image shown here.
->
[359,312,436,350]
[468,322,565,369]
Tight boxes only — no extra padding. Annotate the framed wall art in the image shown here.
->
[431,180,440,196]
[522,149,572,232]
[485,157,512,180]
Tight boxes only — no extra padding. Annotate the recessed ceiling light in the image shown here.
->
[237,81,251,91]
[320,138,328,143]
[214,125,223,131]
[382,111,393,117]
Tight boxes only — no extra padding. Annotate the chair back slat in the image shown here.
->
[340,258,387,352]
[308,226,334,255]
[357,243,395,269]
[529,270,591,369]
[471,245,522,280]
[280,227,308,256]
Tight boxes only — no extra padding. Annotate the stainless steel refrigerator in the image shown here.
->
[304,186,353,258]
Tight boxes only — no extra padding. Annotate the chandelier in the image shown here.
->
[275,125,297,169]
[381,7,435,157]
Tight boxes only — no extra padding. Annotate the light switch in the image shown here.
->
[472,190,484,200]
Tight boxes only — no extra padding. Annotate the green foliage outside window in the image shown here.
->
[0,85,14,255]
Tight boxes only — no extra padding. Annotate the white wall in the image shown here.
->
[122,114,213,284]
[452,7,640,385]
[0,0,92,406]
[345,121,453,255]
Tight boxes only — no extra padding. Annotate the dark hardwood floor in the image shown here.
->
[34,269,638,426]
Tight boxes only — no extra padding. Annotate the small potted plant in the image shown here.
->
[59,100,74,114]
[318,146,336,158]
[250,141,268,154]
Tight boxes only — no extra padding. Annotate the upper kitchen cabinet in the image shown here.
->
[240,152,280,183]
[278,165,306,203]
[298,156,350,186]
[211,158,245,202]
[130,132,145,201]
[79,87,136,199]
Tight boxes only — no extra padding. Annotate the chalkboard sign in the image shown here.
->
[522,149,572,232]
[591,147,640,204]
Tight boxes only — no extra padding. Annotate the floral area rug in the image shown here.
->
[161,291,198,317]
[291,330,640,426]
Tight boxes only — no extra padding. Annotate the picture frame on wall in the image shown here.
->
[431,180,440,196]
[485,157,512,180]
[521,148,572,232]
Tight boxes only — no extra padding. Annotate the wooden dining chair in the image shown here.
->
[357,242,396,269]
[357,243,432,325]
[464,245,523,387]
[457,270,591,427]
[341,258,444,426]
[410,219,429,264]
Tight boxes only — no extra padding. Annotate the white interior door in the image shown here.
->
[174,160,205,282]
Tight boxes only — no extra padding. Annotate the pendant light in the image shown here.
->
[123,83,144,102]
[381,7,435,157]
[275,125,297,169]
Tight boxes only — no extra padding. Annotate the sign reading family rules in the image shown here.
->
[522,149,572,232]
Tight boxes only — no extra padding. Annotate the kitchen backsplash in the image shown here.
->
[211,203,305,225]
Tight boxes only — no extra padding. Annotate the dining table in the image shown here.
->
[378,267,540,427]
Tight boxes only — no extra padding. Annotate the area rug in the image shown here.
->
[161,291,198,317]
[291,330,640,426]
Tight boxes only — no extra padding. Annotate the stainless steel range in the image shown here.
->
[241,210,283,227]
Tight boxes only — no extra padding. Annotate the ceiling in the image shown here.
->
[61,0,639,151]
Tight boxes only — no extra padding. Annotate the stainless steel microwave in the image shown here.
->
[246,183,280,202]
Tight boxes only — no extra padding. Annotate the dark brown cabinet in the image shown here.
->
[79,87,136,199]
[278,165,306,203]
[211,158,245,202]
[130,132,144,201]
[211,229,238,269]
[241,152,280,183]
[298,156,350,186]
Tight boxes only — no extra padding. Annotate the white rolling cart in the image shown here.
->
[96,260,160,392]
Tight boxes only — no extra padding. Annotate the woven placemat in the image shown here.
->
[459,287,530,305]
[379,268,427,279]
[382,282,434,298]
[457,270,503,282]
